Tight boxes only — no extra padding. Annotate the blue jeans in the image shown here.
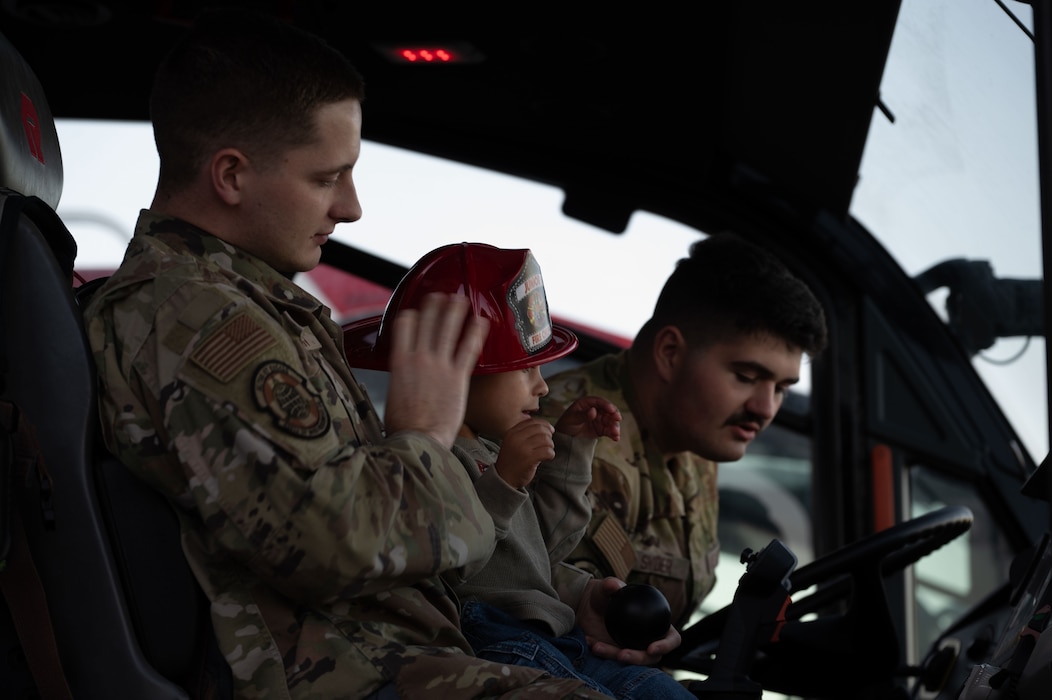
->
[459,599,694,700]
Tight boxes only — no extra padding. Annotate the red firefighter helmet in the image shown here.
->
[343,242,578,374]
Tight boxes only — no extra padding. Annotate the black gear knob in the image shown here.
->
[604,583,672,650]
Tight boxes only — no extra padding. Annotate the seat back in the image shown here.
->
[0,28,216,699]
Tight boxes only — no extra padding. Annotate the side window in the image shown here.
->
[909,465,1014,655]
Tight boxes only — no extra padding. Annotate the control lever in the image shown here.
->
[689,539,797,699]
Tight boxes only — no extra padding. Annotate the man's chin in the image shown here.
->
[709,441,749,463]
[293,254,323,274]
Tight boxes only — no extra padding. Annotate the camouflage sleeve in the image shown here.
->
[532,431,594,564]
[537,362,596,427]
[173,393,496,604]
[97,284,496,606]
[536,393,571,428]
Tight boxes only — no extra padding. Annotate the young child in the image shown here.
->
[345,242,695,700]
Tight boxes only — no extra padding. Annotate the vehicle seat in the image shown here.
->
[0,28,221,699]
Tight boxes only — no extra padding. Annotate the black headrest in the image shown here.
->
[0,29,63,209]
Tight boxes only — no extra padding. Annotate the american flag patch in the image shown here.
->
[593,514,636,581]
[190,313,277,383]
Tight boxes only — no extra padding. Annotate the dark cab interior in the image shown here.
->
[2,2,1051,699]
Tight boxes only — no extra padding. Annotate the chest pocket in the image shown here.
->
[590,456,640,532]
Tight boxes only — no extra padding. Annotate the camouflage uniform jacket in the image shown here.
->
[538,352,720,628]
[85,210,611,700]
[445,432,596,637]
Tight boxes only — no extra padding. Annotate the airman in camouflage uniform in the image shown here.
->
[539,353,720,628]
[84,9,614,700]
[539,234,828,629]
[87,215,614,700]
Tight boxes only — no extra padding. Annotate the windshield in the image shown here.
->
[58,1,1045,468]
[851,0,1046,462]
[59,0,1045,466]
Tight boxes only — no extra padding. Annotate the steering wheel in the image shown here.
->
[664,505,973,697]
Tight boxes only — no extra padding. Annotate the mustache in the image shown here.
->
[724,411,766,430]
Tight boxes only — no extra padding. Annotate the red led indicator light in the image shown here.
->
[376,42,484,65]
[398,47,454,63]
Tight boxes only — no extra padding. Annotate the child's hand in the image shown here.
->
[493,419,555,488]
[554,396,621,441]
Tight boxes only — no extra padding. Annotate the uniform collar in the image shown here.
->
[131,209,324,314]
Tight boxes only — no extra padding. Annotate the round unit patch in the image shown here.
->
[252,360,331,438]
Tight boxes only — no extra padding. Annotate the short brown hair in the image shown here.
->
[150,9,366,190]
[637,232,828,356]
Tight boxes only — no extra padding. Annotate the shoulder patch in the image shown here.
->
[190,312,277,383]
[252,360,331,439]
